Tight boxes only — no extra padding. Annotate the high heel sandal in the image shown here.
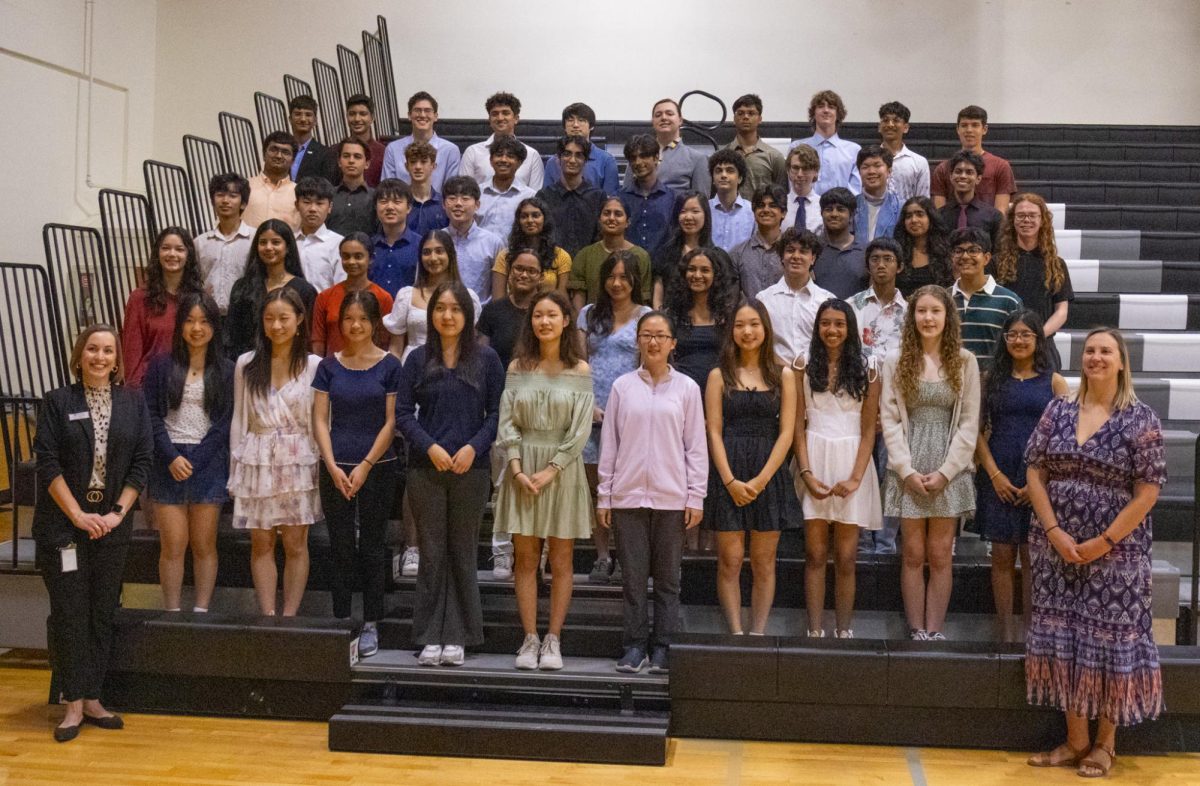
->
[1027,741,1088,768]
[1077,744,1115,778]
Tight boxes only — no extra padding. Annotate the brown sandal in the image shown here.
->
[1027,741,1088,768]
[1077,744,1115,778]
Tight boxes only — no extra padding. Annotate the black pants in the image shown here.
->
[408,467,491,647]
[614,508,685,650]
[40,538,129,702]
[320,461,396,621]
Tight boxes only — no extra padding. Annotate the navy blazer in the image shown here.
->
[142,354,234,476]
[32,383,154,550]
[296,138,339,186]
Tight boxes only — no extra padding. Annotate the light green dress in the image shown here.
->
[494,368,595,539]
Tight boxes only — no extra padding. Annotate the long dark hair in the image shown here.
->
[982,309,1053,429]
[420,281,482,391]
[146,227,204,314]
[242,219,305,286]
[893,196,952,286]
[585,250,643,339]
[243,287,310,399]
[506,197,558,271]
[337,288,383,339]
[806,299,868,400]
[512,290,584,370]
[415,229,462,288]
[719,299,782,396]
[664,246,739,335]
[167,292,228,417]
[654,191,713,287]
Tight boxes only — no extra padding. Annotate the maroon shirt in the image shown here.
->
[931,150,1017,206]
[121,288,179,389]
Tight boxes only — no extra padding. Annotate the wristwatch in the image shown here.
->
[110,502,125,516]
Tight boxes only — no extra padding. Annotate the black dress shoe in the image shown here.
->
[53,723,80,742]
[82,713,124,730]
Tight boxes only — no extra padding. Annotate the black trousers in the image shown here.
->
[408,467,491,647]
[320,461,396,621]
[613,508,685,649]
[40,538,129,702]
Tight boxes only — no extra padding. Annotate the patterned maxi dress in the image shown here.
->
[1023,398,1167,725]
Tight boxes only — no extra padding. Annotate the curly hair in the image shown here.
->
[893,197,953,286]
[664,247,740,335]
[145,227,204,314]
[894,285,965,403]
[718,299,782,397]
[806,299,868,401]
[506,197,559,271]
[994,192,1067,293]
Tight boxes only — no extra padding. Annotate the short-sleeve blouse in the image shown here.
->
[312,353,404,464]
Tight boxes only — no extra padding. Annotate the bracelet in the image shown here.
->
[1045,525,1060,536]
[515,471,527,480]
[723,478,736,487]
[548,461,563,472]
[988,469,1002,480]
[363,458,375,467]
[1101,533,1117,548]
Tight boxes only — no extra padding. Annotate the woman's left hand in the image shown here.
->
[99,511,122,534]
[450,445,476,474]
[830,478,861,497]
[1075,537,1111,564]
[346,463,370,497]
[921,472,948,494]
[528,466,558,493]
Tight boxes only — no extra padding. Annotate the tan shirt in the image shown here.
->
[243,172,300,231]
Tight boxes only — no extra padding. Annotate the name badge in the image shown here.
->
[61,544,78,573]
[69,411,90,422]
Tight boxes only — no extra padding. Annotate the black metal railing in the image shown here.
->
[143,159,200,239]
[218,111,261,181]
[183,134,227,233]
[254,91,290,141]
[312,58,347,143]
[98,188,152,323]
[41,224,113,361]
[678,89,727,151]
[336,44,365,106]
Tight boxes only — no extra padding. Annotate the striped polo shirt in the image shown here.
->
[951,275,1023,372]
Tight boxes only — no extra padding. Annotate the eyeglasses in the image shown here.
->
[638,333,672,343]
[510,267,542,278]
[558,151,586,160]
[950,245,986,257]
[1013,212,1041,222]
[733,109,760,118]
[1004,331,1036,342]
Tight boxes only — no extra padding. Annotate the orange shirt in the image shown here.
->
[312,282,395,355]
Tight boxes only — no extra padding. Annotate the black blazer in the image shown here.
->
[33,383,154,551]
[296,138,339,186]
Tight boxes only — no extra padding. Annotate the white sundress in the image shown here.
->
[800,375,882,529]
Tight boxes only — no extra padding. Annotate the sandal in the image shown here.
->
[1077,744,1115,778]
[1027,741,1088,768]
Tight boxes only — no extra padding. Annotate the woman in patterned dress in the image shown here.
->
[1024,328,1166,777]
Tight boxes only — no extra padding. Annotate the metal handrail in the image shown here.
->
[678,89,727,151]
[1191,433,1199,644]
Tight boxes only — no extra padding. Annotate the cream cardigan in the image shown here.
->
[879,348,981,482]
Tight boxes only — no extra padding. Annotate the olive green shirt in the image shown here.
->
[567,242,654,305]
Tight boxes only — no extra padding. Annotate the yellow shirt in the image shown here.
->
[492,247,572,290]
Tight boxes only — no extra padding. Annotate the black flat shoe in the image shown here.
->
[53,723,80,742]
[82,713,124,730]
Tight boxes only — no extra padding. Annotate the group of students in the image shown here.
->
[33,89,1167,773]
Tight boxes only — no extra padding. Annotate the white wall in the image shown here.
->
[0,0,158,267]
[150,0,1200,162]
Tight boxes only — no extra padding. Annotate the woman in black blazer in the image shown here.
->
[33,325,153,742]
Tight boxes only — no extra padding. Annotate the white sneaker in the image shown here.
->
[401,547,420,577]
[492,553,513,581]
[417,644,442,666]
[440,645,465,666]
[515,633,541,670]
[538,634,563,670]
[834,629,854,639]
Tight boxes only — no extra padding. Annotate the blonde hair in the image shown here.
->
[894,285,964,402]
[995,193,1067,293]
[69,324,124,384]
[1074,327,1139,410]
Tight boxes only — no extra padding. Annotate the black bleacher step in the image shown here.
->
[329,699,669,765]
[1066,204,1200,233]
[1064,293,1200,331]
[1023,180,1200,206]
[1012,160,1200,184]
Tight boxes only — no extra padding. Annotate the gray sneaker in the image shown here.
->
[401,546,420,577]
[588,557,612,584]
[358,623,379,658]
[492,553,513,581]
[538,634,563,670]
[609,561,623,585]
[515,633,541,670]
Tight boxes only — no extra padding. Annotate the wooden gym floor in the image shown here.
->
[0,655,1197,785]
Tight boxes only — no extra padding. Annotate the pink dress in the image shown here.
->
[228,352,322,529]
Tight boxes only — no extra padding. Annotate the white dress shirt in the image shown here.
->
[195,221,254,311]
[476,181,537,237]
[887,144,931,202]
[295,225,346,291]
[458,134,545,190]
[756,276,837,368]
[784,191,822,234]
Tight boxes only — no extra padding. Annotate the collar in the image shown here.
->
[257,171,293,188]
[751,230,780,249]
[952,274,998,298]
[295,225,336,242]
[373,229,414,249]
[863,286,906,308]
[336,182,369,195]
[449,222,477,241]
[731,137,769,155]
[711,195,749,214]
[550,179,594,195]
[891,144,913,159]
[624,179,666,197]
[484,182,522,196]
[660,138,681,151]
[636,365,676,385]
[810,131,840,144]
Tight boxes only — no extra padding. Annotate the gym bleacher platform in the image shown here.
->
[2,13,1199,767]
